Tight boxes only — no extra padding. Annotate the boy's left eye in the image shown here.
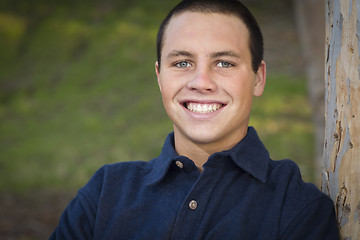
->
[216,61,233,68]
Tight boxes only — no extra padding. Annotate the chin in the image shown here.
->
[184,129,226,145]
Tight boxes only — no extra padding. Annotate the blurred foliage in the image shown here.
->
[251,75,315,181]
[0,0,314,192]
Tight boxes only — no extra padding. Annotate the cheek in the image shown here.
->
[159,73,185,98]
[160,86,170,103]
[226,78,254,97]
[159,79,175,105]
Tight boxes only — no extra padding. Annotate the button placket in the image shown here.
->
[171,166,223,239]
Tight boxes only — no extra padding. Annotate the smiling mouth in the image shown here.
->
[184,102,224,114]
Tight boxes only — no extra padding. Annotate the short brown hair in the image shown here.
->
[156,0,264,72]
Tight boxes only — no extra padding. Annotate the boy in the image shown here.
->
[51,0,339,239]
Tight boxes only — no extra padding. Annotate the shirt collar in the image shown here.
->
[147,132,178,185]
[147,127,270,185]
[211,127,270,183]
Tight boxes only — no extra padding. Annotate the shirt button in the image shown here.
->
[189,200,198,210]
[175,161,184,169]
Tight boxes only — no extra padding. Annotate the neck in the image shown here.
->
[174,139,212,172]
[173,130,248,171]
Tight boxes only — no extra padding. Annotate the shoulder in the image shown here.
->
[77,159,157,204]
[268,159,304,180]
[267,159,338,238]
[268,159,327,205]
[97,160,154,179]
[87,160,153,183]
[268,159,321,196]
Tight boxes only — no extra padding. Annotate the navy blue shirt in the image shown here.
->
[51,127,339,239]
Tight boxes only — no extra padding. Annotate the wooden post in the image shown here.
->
[322,0,360,238]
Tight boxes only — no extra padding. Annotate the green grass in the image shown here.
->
[0,0,315,192]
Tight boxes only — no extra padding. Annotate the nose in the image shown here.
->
[186,66,217,93]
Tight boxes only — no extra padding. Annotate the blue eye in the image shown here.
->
[217,61,233,68]
[175,61,191,68]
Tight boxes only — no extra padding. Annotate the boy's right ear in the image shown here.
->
[155,61,162,92]
[155,61,160,75]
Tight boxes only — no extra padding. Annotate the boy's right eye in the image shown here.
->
[175,61,191,68]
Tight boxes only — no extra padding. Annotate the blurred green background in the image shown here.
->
[0,0,314,192]
[0,0,316,238]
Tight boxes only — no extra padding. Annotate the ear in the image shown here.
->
[253,60,266,97]
[155,61,162,92]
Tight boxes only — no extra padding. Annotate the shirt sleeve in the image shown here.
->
[280,196,340,240]
[49,192,96,239]
[49,167,105,240]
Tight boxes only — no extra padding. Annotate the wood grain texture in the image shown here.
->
[322,0,360,238]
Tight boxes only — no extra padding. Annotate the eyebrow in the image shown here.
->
[210,51,241,59]
[166,50,194,60]
[166,50,241,60]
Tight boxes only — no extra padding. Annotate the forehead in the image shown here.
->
[162,11,250,55]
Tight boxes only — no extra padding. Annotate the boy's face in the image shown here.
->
[156,11,266,151]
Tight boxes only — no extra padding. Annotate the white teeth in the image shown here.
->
[186,102,223,113]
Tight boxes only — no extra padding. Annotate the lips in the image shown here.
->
[184,102,224,114]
